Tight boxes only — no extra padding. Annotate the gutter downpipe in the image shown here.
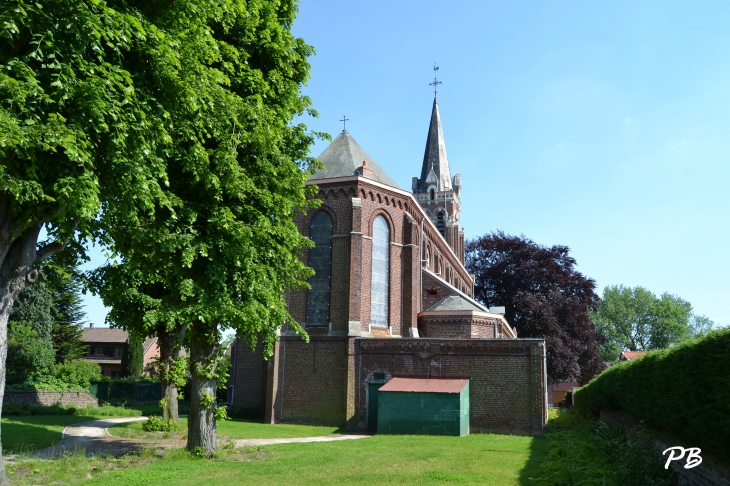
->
[543,340,548,422]
[420,215,425,323]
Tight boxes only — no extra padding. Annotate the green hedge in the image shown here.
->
[574,328,730,459]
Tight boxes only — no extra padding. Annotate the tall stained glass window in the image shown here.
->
[306,212,332,326]
[370,215,390,327]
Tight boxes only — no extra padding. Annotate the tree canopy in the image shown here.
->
[590,284,718,361]
[87,0,321,454]
[465,231,606,384]
[1,2,178,479]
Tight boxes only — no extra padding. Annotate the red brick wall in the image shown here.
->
[355,338,547,435]
[269,336,348,426]
[231,338,265,411]
[5,391,98,408]
[286,177,473,336]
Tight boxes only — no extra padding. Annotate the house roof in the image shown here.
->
[378,377,469,394]
[620,351,648,361]
[82,327,128,344]
[311,130,400,189]
[143,337,157,355]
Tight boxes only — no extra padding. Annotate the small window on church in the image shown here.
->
[437,212,445,237]
[427,289,438,299]
[307,211,333,326]
[429,188,435,201]
[370,215,389,327]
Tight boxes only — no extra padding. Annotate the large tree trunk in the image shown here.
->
[186,321,220,455]
[0,222,43,486]
[158,323,186,422]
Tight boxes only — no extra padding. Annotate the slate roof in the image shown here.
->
[82,327,128,344]
[379,377,469,394]
[311,130,400,189]
[415,97,452,192]
[426,295,485,312]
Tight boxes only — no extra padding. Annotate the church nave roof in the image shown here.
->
[311,130,400,189]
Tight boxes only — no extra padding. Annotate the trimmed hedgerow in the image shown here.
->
[574,327,730,459]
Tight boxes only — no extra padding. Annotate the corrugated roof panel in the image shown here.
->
[378,377,469,394]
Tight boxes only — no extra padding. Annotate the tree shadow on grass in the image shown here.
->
[2,416,106,455]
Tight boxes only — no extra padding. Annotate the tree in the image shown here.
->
[6,321,55,383]
[89,0,320,454]
[590,285,711,361]
[1,2,175,480]
[465,231,606,385]
[6,281,56,383]
[9,281,53,346]
[688,314,717,339]
[120,332,144,378]
[48,265,86,363]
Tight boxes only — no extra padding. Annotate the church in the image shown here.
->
[230,96,548,435]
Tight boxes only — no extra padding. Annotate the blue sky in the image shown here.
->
[80,0,730,326]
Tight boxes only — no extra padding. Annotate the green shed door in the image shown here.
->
[367,382,383,431]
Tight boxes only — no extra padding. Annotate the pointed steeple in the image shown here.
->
[416,97,452,193]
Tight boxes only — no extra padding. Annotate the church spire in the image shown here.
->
[415,97,452,192]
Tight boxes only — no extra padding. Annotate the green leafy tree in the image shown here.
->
[591,285,694,361]
[0,2,176,479]
[120,332,144,378]
[6,281,55,383]
[687,314,717,339]
[6,321,55,383]
[90,0,321,454]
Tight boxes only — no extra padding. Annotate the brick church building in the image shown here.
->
[230,97,548,435]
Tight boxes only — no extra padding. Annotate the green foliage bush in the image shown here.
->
[54,360,103,387]
[574,328,730,459]
[536,409,673,486]
[142,416,178,432]
[6,321,56,383]
[8,378,86,392]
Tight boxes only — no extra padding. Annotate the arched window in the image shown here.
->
[437,212,445,237]
[370,215,390,327]
[306,212,332,326]
[429,188,435,201]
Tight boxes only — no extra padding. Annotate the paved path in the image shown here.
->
[234,435,370,447]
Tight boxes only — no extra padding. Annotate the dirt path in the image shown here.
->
[36,417,149,459]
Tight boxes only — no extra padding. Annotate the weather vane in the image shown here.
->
[340,115,350,131]
[429,64,442,96]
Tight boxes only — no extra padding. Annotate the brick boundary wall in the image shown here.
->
[5,390,99,408]
[356,338,547,436]
[600,409,730,486]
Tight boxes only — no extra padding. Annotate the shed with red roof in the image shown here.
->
[376,377,470,436]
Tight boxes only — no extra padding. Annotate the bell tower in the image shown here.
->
[412,95,465,263]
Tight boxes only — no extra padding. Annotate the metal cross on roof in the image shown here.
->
[340,115,350,131]
[429,64,442,96]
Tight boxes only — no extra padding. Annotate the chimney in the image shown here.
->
[360,160,374,179]
[90,322,94,328]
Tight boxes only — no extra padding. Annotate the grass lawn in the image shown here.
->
[86,431,546,485]
[1,415,102,454]
[110,418,344,441]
